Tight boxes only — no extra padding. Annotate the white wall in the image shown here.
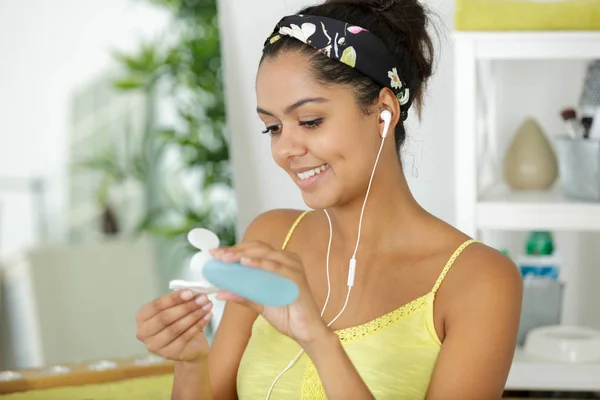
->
[218,0,457,237]
[0,0,168,259]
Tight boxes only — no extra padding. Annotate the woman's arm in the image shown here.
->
[302,329,374,399]
[426,246,523,400]
[172,358,213,400]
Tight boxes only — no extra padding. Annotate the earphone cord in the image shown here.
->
[264,210,333,400]
[265,135,387,400]
[352,132,386,260]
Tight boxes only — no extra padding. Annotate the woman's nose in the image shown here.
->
[273,127,307,160]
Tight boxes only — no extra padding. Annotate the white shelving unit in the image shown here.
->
[454,31,600,392]
[478,185,600,231]
[454,31,600,237]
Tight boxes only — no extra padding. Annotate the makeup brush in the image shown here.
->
[560,108,579,138]
[582,116,594,139]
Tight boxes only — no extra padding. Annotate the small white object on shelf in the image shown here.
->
[88,360,118,371]
[524,325,600,363]
[43,365,70,375]
[133,354,165,366]
[508,346,600,391]
[0,371,22,382]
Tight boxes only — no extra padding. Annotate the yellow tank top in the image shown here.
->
[236,211,477,399]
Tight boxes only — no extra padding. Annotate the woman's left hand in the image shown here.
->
[209,241,329,346]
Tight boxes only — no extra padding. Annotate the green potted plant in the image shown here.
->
[76,0,235,279]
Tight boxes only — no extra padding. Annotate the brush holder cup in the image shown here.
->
[555,137,600,202]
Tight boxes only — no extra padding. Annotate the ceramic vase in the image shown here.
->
[503,118,558,190]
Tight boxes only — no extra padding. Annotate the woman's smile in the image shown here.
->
[292,163,331,190]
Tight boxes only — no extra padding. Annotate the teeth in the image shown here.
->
[297,164,327,180]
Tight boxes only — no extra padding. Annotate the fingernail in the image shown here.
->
[202,301,213,311]
[195,295,207,305]
[180,290,193,301]
[203,312,213,320]
[241,257,252,265]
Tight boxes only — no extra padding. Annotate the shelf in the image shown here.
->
[454,31,600,60]
[507,347,600,391]
[476,186,600,231]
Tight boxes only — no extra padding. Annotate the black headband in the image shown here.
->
[264,14,411,120]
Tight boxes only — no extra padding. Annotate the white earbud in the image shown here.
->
[380,109,392,138]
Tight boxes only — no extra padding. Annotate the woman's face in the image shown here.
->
[256,51,384,209]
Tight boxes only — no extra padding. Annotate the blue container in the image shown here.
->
[203,259,299,307]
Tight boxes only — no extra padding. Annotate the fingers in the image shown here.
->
[160,312,212,361]
[240,255,289,277]
[136,289,198,323]
[211,240,274,260]
[145,303,213,353]
[139,293,211,338]
[211,241,300,270]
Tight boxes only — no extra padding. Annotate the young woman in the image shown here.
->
[135,1,523,399]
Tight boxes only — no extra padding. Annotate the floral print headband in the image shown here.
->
[264,14,412,120]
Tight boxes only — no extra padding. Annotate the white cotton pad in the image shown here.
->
[168,279,220,294]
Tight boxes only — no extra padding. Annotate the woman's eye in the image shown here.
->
[262,119,323,135]
[299,118,323,129]
[262,124,282,136]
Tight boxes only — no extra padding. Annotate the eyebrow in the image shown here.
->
[257,97,329,117]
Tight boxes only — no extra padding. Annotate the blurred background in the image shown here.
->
[1,0,600,398]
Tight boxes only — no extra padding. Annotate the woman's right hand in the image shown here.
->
[136,290,214,363]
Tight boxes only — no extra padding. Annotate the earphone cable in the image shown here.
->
[265,120,387,400]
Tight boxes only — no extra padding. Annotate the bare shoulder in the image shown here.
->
[440,241,523,323]
[457,242,522,292]
[243,208,308,246]
[426,241,523,397]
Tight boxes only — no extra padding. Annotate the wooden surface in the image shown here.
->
[1,358,595,399]
[0,356,173,394]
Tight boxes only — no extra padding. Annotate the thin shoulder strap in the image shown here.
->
[281,210,311,250]
[431,239,479,295]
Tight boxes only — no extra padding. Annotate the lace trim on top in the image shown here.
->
[335,293,430,343]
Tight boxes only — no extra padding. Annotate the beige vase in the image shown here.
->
[503,118,558,190]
